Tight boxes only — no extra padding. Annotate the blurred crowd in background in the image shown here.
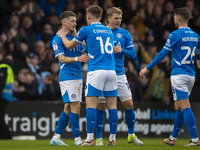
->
[0,0,200,103]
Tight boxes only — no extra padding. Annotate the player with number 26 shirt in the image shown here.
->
[140,7,200,146]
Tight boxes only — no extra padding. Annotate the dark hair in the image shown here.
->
[86,5,103,19]
[174,7,191,22]
[60,11,76,21]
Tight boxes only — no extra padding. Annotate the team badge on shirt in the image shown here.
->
[53,43,58,50]
[117,33,122,39]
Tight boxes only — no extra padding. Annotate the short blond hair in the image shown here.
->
[107,7,122,17]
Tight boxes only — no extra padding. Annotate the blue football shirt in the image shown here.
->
[52,34,85,81]
[112,27,135,75]
[74,22,115,72]
[163,27,199,76]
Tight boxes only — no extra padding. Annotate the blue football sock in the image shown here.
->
[171,110,184,138]
[96,109,105,139]
[55,110,70,134]
[125,109,135,134]
[86,108,96,133]
[70,112,80,138]
[183,108,198,139]
[108,109,118,134]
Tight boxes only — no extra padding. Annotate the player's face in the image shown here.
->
[64,16,77,32]
[108,13,122,29]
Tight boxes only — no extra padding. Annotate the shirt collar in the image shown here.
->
[91,22,101,25]
[179,26,190,29]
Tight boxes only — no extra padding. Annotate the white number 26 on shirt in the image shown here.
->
[181,46,196,64]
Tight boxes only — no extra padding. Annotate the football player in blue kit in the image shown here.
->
[95,7,143,146]
[56,5,118,146]
[139,7,200,146]
[50,11,90,146]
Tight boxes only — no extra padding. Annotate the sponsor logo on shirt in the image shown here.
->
[166,39,170,46]
[53,43,58,50]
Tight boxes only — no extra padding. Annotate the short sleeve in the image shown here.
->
[74,26,88,43]
[163,32,177,51]
[52,36,64,58]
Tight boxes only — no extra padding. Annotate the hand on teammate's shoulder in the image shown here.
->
[56,29,68,38]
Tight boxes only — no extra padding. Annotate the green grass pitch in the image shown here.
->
[0,138,199,150]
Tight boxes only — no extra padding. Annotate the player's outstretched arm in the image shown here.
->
[58,54,90,64]
[139,48,169,78]
[57,29,79,49]
[146,48,169,69]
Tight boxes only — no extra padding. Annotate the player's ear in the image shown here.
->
[89,14,92,20]
[107,16,110,22]
[62,18,68,25]
[177,15,182,22]
[61,19,65,25]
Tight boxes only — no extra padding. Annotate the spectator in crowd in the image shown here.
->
[4,38,29,73]
[3,14,20,35]
[131,8,146,41]
[15,0,40,15]
[14,70,39,101]
[123,0,138,22]
[125,60,146,102]
[47,13,60,33]
[162,1,174,31]
[19,14,38,50]
[34,41,51,71]
[15,68,30,87]
[42,74,60,100]
[9,0,23,14]
[49,60,59,75]
[39,0,67,16]
[37,23,54,48]
[26,52,44,95]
